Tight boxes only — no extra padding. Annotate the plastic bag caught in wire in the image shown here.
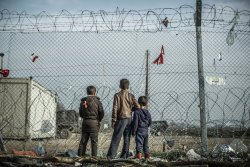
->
[226,12,240,46]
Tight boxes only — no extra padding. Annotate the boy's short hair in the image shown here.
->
[138,96,147,106]
[119,79,129,90]
[87,86,96,95]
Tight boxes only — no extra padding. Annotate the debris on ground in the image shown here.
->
[186,149,201,160]
[230,139,248,153]
[212,144,235,158]
[35,142,46,156]
[0,154,250,167]
[116,149,135,159]
[1,147,250,167]
[55,149,78,158]
[13,149,37,157]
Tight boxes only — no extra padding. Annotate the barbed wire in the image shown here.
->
[0,4,249,32]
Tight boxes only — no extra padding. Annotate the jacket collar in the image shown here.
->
[120,89,129,92]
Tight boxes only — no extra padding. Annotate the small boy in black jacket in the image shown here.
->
[131,96,152,160]
[78,86,104,157]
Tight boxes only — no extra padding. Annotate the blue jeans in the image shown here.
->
[135,129,149,153]
[107,118,131,159]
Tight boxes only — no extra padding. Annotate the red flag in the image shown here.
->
[0,69,9,77]
[153,45,164,65]
[31,53,39,62]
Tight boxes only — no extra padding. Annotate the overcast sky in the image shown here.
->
[0,0,249,13]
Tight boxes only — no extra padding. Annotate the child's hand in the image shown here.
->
[98,122,101,128]
[111,122,115,129]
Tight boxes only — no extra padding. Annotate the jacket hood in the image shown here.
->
[140,109,150,121]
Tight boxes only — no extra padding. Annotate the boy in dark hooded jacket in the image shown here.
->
[131,96,152,160]
[78,86,104,157]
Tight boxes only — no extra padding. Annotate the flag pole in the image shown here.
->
[145,50,149,106]
[0,53,4,70]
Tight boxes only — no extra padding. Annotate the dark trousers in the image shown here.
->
[78,131,98,157]
[107,118,131,159]
[135,129,149,153]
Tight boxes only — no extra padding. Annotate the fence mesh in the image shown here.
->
[0,4,250,159]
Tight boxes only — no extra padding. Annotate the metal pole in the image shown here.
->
[145,50,150,109]
[0,135,7,153]
[145,50,149,98]
[195,0,208,156]
[0,53,4,70]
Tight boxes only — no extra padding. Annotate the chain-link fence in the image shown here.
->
[0,4,250,160]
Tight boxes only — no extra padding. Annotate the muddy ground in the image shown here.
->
[3,131,250,156]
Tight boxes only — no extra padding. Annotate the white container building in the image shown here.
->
[0,78,57,139]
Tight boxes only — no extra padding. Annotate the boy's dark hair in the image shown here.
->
[138,96,147,106]
[87,86,96,95]
[119,79,129,90]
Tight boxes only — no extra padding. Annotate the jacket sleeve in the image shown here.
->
[79,101,83,118]
[131,111,138,135]
[111,94,118,126]
[131,94,140,109]
[148,112,152,127]
[98,101,104,122]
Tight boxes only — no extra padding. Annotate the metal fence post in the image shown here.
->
[195,0,208,156]
[0,53,4,70]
